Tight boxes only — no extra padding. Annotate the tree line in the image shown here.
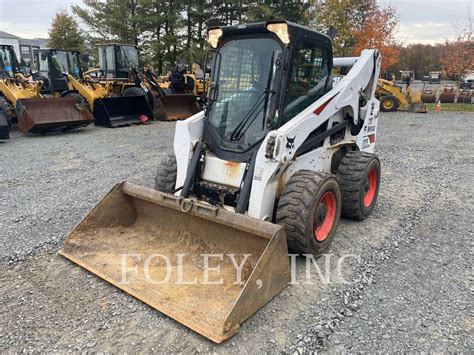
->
[48,0,472,80]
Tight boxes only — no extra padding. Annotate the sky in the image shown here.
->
[0,0,473,45]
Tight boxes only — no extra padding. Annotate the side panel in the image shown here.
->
[174,111,205,191]
[248,49,381,219]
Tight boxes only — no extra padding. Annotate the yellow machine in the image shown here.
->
[0,45,93,134]
[183,63,209,96]
[94,43,200,122]
[33,48,154,127]
[376,78,426,113]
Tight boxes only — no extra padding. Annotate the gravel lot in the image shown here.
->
[1,112,473,352]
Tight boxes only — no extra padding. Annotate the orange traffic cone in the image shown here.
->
[435,101,441,112]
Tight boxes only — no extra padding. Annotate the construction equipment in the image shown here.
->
[61,21,382,342]
[458,81,473,103]
[33,48,154,128]
[439,83,456,103]
[95,43,199,122]
[0,45,93,134]
[421,87,437,103]
[376,78,426,113]
[183,63,209,96]
[0,109,9,140]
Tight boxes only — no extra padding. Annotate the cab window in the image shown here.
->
[282,42,330,124]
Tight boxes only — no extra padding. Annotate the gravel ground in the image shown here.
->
[1,112,473,352]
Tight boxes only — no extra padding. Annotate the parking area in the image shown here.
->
[1,111,473,352]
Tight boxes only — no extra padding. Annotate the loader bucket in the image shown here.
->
[153,94,201,121]
[17,97,93,134]
[93,95,154,127]
[408,101,427,113]
[60,182,290,343]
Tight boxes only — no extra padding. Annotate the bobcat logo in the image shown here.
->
[286,136,296,149]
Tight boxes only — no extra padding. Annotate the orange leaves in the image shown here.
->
[440,26,473,81]
[350,0,400,72]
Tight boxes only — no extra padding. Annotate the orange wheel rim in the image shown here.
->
[314,191,337,242]
[363,169,378,207]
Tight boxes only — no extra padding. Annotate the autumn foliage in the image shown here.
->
[350,0,400,72]
[440,25,473,82]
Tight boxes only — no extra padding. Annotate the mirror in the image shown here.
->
[40,53,47,61]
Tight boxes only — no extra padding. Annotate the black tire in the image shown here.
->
[154,152,177,193]
[276,170,342,256]
[380,95,399,112]
[122,87,145,96]
[0,95,15,125]
[337,151,381,220]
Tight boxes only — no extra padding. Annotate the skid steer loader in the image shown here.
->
[0,45,93,134]
[61,21,382,343]
[376,78,426,113]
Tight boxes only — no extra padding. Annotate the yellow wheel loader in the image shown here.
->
[61,21,382,342]
[33,48,154,128]
[0,45,93,134]
[376,78,426,113]
[94,43,201,121]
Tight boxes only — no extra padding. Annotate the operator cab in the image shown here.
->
[204,21,333,161]
[0,45,21,78]
[33,49,84,94]
[97,43,140,79]
[181,21,334,209]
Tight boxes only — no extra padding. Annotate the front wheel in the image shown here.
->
[380,95,400,112]
[276,170,342,256]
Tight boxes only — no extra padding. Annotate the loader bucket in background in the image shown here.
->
[60,182,290,343]
[409,101,427,113]
[93,95,154,127]
[17,97,93,134]
[153,94,201,121]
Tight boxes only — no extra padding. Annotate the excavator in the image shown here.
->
[0,44,93,135]
[32,48,154,127]
[61,21,382,342]
[376,78,426,113]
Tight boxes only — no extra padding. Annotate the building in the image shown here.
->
[0,30,20,60]
[0,30,48,66]
[18,38,48,65]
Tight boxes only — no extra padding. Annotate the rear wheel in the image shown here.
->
[380,95,399,112]
[122,87,145,96]
[337,151,381,220]
[154,152,177,193]
[0,96,15,125]
[276,170,342,255]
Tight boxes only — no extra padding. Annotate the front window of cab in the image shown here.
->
[117,46,139,72]
[207,37,282,153]
[0,47,16,77]
[51,50,69,77]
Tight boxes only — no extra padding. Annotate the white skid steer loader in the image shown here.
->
[61,21,381,343]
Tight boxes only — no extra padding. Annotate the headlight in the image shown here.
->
[207,28,223,48]
[267,23,290,44]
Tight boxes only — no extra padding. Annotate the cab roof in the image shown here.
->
[210,20,332,47]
